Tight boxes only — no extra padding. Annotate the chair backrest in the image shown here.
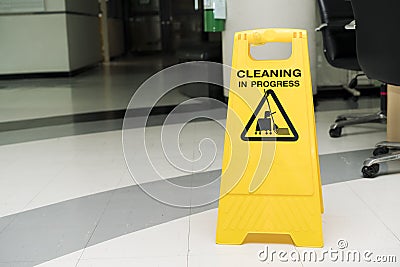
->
[317,0,361,71]
[318,0,354,23]
[351,0,400,85]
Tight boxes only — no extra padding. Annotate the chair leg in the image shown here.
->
[329,84,387,138]
[329,112,386,138]
[375,141,400,149]
[336,112,380,120]
[343,85,361,98]
[361,142,400,178]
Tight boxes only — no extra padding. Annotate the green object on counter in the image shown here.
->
[204,10,225,32]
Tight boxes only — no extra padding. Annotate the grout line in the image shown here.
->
[293,246,306,267]
[186,175,193,267]
[186,138,196,267]
[186,210,192,267]
[0,164,66,236]
[347,183,400,244]
[0,216,17,237]
[74,190,116,267]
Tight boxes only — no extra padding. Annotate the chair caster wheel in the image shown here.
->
[329,127,342,138]
[373,146,389,156]
[362,164,379,178]
[351,96,359,102]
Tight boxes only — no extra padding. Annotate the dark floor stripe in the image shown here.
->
[0,108,227,146]
[0,99,227,133]
[0,107,162,132]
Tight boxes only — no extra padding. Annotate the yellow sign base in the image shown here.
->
[217,195,323,247]
[216,29,323,248]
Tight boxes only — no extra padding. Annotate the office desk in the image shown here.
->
[387,85,400,142]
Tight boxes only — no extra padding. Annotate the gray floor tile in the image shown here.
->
[87,184,191,245]
[0,191,113,263]
[0,261,41,267]
[319,149,374,184]
[0,216,14,234]
[319,149,400,184]
[315,96,380,112]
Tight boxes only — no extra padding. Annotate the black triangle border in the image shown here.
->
[240,89,299,142]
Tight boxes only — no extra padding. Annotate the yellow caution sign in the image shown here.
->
[216,28,323,247]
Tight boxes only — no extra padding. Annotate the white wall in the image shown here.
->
[66,14,102,71]
[44,0,98,15]
[0,14,70,74]
[44,0,65,12]
[222,0,318,95]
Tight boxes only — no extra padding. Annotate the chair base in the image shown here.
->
[329,111,386,138]
[361,141,400,178]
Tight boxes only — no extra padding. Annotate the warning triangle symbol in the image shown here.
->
[241,89,299,142]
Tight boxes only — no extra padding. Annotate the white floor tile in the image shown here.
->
[189,253,301,267]
[77,256,187,267]
[23,161,125,212]
[185,179,400,267]
[34,250,82,267]
[80,216,189,260]
[0,131,130,216]
[188,209,301,266]
[0,119,225,216]
[347,175,400,242]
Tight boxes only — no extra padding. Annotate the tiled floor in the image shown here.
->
[0,55,188,123]
[33,179,400,267]
[0,57,399,266]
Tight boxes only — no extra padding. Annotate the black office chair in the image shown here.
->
[350,0,400,178]
[316,0,386,138]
